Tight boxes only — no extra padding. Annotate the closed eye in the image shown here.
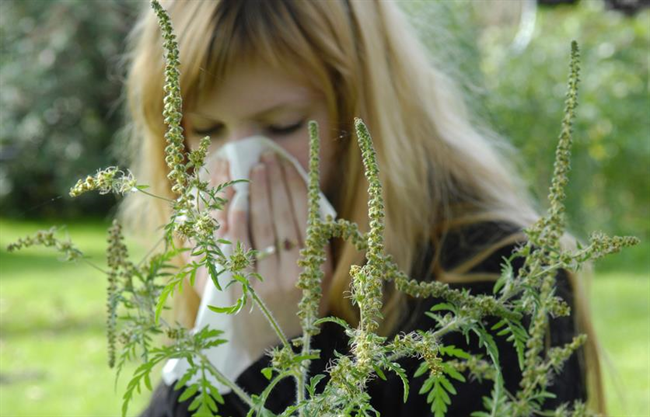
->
[266,120,305,136]
[193,123,224,136]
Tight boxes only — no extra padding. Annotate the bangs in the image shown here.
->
[193,1,325,102]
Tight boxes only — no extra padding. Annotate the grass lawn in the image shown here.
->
[593,271,650,417]
[0,218,152,417]
[1,218,648,416]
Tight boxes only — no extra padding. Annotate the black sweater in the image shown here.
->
[139,222,587,416]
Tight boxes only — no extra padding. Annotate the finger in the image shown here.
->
[249,162,278,277]
[261,153,300,266]
[280,157,308,246]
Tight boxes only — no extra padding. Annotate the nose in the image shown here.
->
[205,126,258,155]
[225,126,259,143]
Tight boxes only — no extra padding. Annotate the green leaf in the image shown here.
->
[385,361,409,403]
[439,345,471,360]
[441,363,466,383]
[250,272,264,283]
[490,319,507,331]
[207,384,225,405]
[428,380,450,417]
[307,374,326,397]
[313,316,352,331]
[439,375,456,395]
[144,372,152,391]
[174,370,195,391]
[429,303,456,313]
[414,362,429,378]
[493,257,513,295]
[261,367,273,380]
[207,261,222,291]
[373,364,387,381]
[155,285,172,324]
[203,339,228,349]
[473,326,500,366]
[491,319,527,369]
[419,376,434,394]
[207,296,244,315]
[290,353,320,364]
[178,384,199,402]
[232,273,248,285]
[188,395,202,412]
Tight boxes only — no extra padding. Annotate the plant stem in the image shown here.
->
[138,187,175,203]
[196,351,257,409]
[82,258,109,275]
[297,337,309,411]
[247,284,291,349]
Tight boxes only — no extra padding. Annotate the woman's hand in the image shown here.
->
[194,152,334,354]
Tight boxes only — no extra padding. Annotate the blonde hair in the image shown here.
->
[119,0,603,412]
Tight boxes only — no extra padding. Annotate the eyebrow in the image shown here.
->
[188,101,309,123]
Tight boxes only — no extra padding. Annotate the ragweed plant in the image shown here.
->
[7,1,639,416]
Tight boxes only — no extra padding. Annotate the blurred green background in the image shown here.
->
[1,0,648,416]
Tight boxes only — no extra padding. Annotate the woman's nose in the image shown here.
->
[225,126,259,143]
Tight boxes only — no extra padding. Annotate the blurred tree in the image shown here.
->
[401,0,648,257]
[479,0,649,242]
[0,0,139,219]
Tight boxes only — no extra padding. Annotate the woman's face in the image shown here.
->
[184,60,336,189]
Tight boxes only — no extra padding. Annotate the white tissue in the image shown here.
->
[161,136,336,392]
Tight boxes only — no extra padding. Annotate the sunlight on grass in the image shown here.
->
[0,218,154,416]
[591,271,650,417]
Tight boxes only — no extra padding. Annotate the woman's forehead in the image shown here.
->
[192,60,321,119]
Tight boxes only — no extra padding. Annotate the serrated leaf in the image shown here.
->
[473,326,500,366]
[386,362,409,403]
[440,345,471,360]
[307,374,326,397]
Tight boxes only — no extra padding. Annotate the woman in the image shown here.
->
[120,0,600,415]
